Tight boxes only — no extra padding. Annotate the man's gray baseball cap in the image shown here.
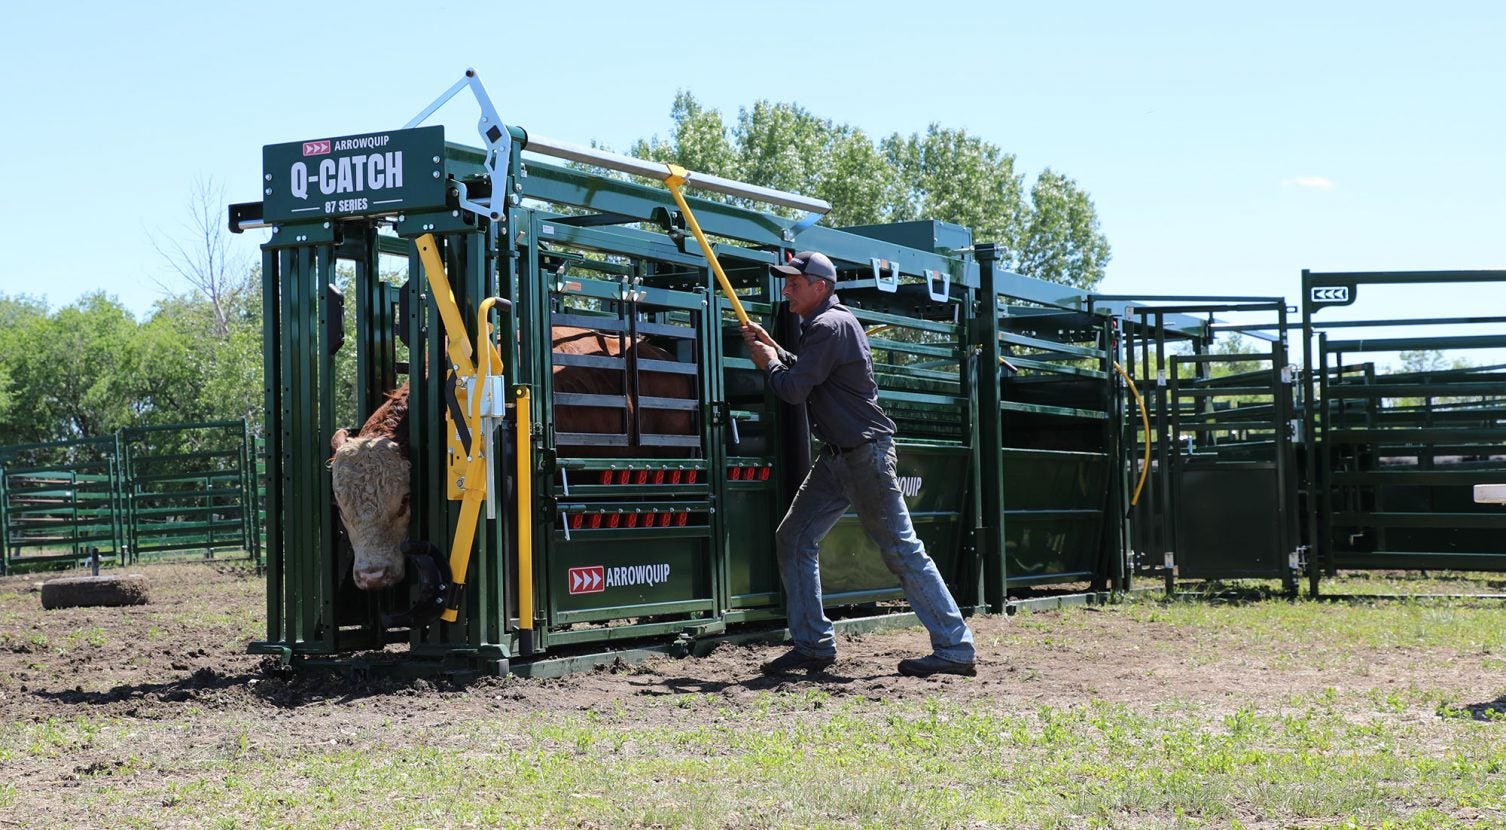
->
[770,251,837,283]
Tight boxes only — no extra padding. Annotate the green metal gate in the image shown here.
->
[1117,298,1301,592]
[0,436,123,574]
[1302,270,1506,588]
[121,421,259,563]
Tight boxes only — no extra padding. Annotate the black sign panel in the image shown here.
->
[262,126,448,223]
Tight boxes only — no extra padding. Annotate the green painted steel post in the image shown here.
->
[0,468,8,575]
[974,245,1008,613]
[1300,269,1321,595]
[261,243,283,642]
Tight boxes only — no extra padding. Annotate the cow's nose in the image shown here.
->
[353,566,393,590]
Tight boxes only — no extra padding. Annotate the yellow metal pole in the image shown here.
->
[415,233,476,377]
[514,386,533,639]
[414,233,496,623]
[663,164,751,327]
[439,459,488,624]
[438,297,514,625]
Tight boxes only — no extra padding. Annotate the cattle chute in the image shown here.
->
[235,72,1143,677]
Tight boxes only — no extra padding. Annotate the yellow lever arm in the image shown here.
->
[663,164,751,327]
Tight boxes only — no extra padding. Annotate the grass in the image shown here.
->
[5,572,1506,828]
[10,687,1505,828]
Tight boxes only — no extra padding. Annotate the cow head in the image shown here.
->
[330,428,411,590]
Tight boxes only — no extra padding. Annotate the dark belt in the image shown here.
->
[823,439,875,456]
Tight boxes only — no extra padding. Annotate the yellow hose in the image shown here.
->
[1113,362,1151,506]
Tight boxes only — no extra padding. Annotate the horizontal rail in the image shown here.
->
[1332,470,1506,486]
[1000,401,1109,420]
[520,132,832,215]
[1330,511,1506,529]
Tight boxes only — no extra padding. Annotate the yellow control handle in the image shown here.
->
[663,164,751,327]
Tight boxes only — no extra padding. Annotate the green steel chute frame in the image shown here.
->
[235,74,997,674]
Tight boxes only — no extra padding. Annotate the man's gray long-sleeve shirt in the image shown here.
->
[765,294,895,448]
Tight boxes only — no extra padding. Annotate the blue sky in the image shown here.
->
[2,1,1502,350]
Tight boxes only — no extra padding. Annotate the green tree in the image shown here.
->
[631,92,736,184]
[631,96,900,228]
[1398,348,1459,375]
[1393,348,1474,409]
[0,295,52,445]
[137,270,267,434]
[201,283,266,432]
[1015,169,1112,289]
[17,293,142,441]
[630,92,1110,289]
[135,295,218,425]
[881,125,1026,256]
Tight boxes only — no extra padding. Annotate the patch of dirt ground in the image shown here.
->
[3,562,1502,721]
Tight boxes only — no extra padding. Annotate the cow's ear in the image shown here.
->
[331,428,351,453]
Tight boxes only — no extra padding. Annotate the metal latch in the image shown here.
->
[870,258,899,293]
[924,269,951,303]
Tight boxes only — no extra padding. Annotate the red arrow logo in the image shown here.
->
[302,140,331,156]
[568,566,605,595]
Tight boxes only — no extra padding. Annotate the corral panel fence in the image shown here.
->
[0,435,124,574]
[1302,269,1506,592]
[0,421,260,573]
[1116,298,1301,594]
[122,421,258,564]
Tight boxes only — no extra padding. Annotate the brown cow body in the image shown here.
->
[330,326,696,590]
[550,326,696,455]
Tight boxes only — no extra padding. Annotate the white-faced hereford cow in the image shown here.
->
[329,326,696,591]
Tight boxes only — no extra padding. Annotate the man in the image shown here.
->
[742,250,976,678]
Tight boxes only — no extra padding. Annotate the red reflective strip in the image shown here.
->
[658,513,671,527]
[758,466,771,480]
[589,514,602,529]
[687,470,698,484]
[616,470,630,485]
[670,470,683,484]
[653,469,665,484]
[676,512,688,526]
[729,466,742,480]
[599,471,612,485]
[570,514,583,529]
[626,513,639,528]
[607,513,621,528]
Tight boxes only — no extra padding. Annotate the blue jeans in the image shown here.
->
[774,436,975,663]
